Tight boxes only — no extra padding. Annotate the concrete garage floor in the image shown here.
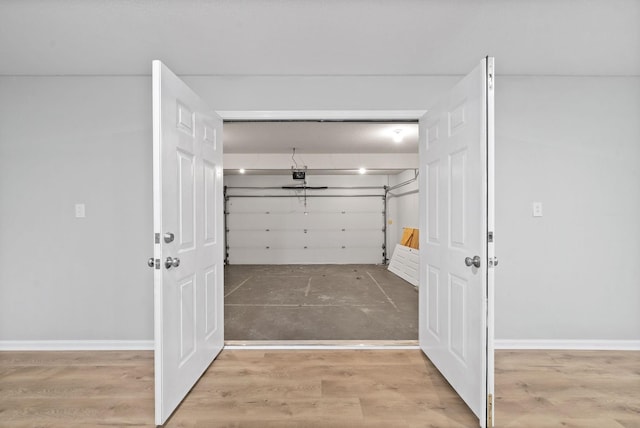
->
[224,264,418,341]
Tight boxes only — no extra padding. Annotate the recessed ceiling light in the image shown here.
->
[393,129,404,143]
[239,168,246,174]
[359,167,367,174]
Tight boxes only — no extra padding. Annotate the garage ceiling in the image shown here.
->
[0,0,638,76]
[224,121,419,154]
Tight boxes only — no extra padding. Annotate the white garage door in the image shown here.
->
[226,193,385,264]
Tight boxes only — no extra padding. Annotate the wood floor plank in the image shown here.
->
[171,397,364,424]
[0,397,153,424]
[0,349,638,427]
[0,350,152,367]
[359,396,477,426]
[495,350,640,427]
[186,379,322,399]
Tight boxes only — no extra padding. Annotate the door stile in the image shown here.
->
[485,56,496,428]
[152,60,164,424]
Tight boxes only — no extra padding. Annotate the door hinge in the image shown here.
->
[487,393,493,427]
[155,233,160,244]
[487,231,493,242]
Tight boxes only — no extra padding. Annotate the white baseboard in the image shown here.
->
[495,339,640,351]
[0,340,154,351]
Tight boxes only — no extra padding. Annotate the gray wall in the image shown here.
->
[495,77,640,340]
[1,74,638,342]
[0,77,153,340]
[387,169,420,253]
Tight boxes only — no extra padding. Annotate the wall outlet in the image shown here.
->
[75,203,86,218]
[532,202,543,217]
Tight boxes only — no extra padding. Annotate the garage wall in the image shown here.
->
[387,169,420,253]
[1,75,638,345]
[225,174,387,264]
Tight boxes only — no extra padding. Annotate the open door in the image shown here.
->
[152,60,224,425]
[419,57,495,427]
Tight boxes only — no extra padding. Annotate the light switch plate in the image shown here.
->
[532,202,543,217]
[75,203,86,218]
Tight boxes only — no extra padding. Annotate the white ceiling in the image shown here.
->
[224,121,419,154]
[0,0,638,76]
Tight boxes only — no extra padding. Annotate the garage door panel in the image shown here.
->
[228,197,383,214]
[228,213,308,230]
[228,198,299,212]
[306,230,382,247]
[310,212,382,229]
[227,196,381,213]
[229,247,382,264]
[228,230,310,248]
[228,230,382,253]
[231,230,381,247]
[228,212,382,229]
[305,197,383,212]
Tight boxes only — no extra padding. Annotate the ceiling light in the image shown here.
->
[239,168,246,174]
[393,129,404,143]
[359,167,367,174]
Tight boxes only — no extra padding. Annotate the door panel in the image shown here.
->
[419,57,495,427]
[153,60,224,426]
[177,150,196,249]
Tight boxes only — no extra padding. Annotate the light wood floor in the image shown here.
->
[0,349,638,427]
[495,350,640,428]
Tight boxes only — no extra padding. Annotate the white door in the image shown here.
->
[419,57,495,427]
[152,60,224,426]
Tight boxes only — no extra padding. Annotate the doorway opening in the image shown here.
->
[219,116,422,345]
[153,59,493,427]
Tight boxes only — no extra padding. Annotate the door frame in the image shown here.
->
[217,110,426,121]
[217,109,426,351]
